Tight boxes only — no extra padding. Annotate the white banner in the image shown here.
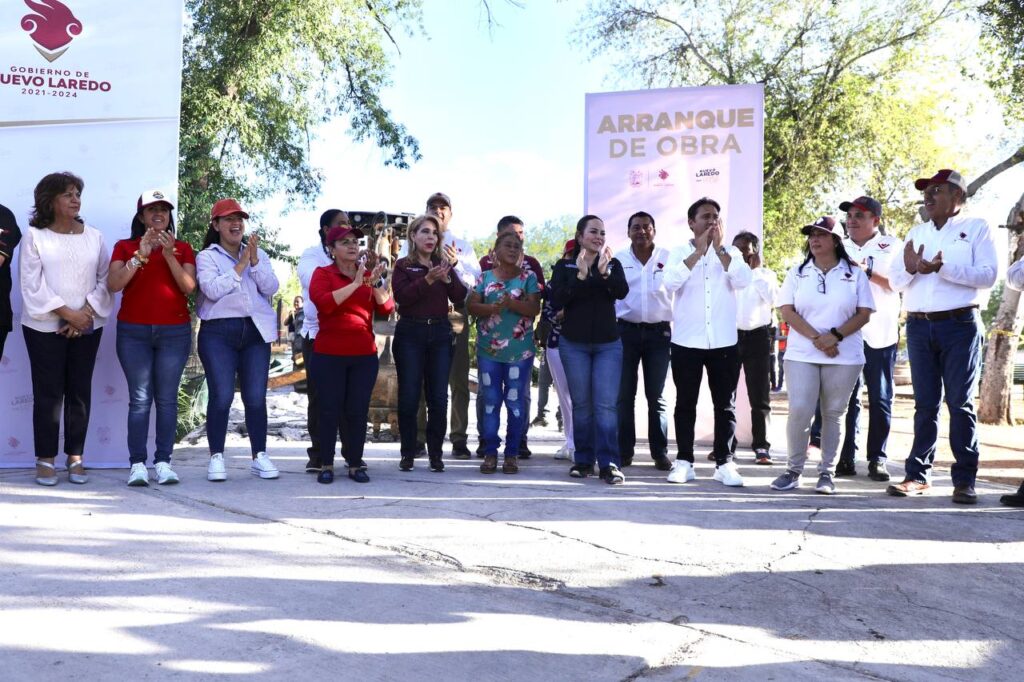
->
[0,0,185,468]
[584,85,766,446]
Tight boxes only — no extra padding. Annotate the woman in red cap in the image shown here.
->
[308,224,393,483]
[195,198,280,482]
[108,190,196,486]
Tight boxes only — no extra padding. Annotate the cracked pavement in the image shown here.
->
[1,423,1022,681]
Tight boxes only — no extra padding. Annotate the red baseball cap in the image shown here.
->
[210,198,249,220]
[914,169,968,193]
[563,239,576,254]
[325,225,365,244]
[838,196,882,218]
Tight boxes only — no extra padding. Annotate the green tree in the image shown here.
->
[178,0,423,259]
[577,0,960,270]
[471,215,576,277]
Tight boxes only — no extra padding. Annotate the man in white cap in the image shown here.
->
[887,169,997,504]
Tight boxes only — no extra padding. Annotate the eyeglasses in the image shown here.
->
[817,272,826,295]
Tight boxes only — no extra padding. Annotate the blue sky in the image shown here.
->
[264,1,1024,268]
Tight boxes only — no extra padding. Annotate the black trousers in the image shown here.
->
[23,325,103,458]
[0,329,7,357]
[670,343,739,464]
[302,334,344,463]
[735,326,772,451]
[311,352,379,468]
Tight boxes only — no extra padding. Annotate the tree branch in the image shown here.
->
[625,8,730,82]
[968,144,1024,197]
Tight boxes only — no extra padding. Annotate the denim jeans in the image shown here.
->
[617,321,671,459]
[394,318,453,457]
[559,337,622,469]
[116,321,192,464]
[197,317,271,455]
[311,352,378,468]
[671,343,740,464]
[904,310,983,486]
[477,355,533,457]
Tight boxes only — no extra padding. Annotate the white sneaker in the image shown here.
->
[713,461,744,487]
[251,452,279,479]
[553,444,573,460]
[207,453,227,482]
[127,463,149,487]
[666,460,696,483]
[155,461,179,485]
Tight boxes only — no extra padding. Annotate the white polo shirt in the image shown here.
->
[663,241,752,349]
[298,242,332,338]
[888,214,997,313]
[735,266,779,330]
[614,245,673,324]
[778,261,875,365]
[843,232,903,349]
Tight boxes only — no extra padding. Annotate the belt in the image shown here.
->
[737,324,771,336]
[400,316,449,325]
[617,319,670,329]
[906,305,977,321]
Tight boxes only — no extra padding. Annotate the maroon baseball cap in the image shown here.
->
[325,225,365,244]
[914,169,968,193]
[838,196,882,218]
[210,198,249,220]
[563,239,576,254]
[426,192,451,208]
[800,216,843,237]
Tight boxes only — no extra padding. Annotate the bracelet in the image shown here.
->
[830,327,844,341]
[133,250,149,264]
[129,256,144,269]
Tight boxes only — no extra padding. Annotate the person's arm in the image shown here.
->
[779,304,820,342]
[505,273,542,317]
[195,248,243,301]
[0,210,21,266]
[752,268,779,306]
[549,260,592,308]
[249,248,279,297]
[446,270,469,304]
[602,259,629,300]
[18,229,68,319]
[662,245,694,293]
[392,261,430,307]
[937,221,999,289]
[85,233,113,318]
[297,245,322,291]
[888,228,921,292]
[107,240,141,293]
[724,246,752,290]
[465,289,492,317]
[164,240,197,295]
[1007,256,1024,292]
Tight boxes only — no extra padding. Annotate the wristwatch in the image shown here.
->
[829,327,844,341]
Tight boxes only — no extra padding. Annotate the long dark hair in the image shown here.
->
[796,233,857,275]
[29,171,84,228]
[201,223,222,250]
[570,214,602,260]
[130,208,176,240]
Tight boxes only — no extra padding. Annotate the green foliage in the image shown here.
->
[176,376,208,442]
[983,279,1005,330]
[578,0,961,272]
[178,0,423,257]
[980,0,1024,118]
[275,264,302,310]
[470,214,577,277]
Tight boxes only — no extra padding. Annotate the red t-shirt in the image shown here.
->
[310,264,395,356]
[111,238,196,325]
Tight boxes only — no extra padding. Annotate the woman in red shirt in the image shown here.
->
[108,189,196,486]
[309,225,394,484]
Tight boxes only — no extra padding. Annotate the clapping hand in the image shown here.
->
[918,249,943,274]
[156,230,175,258]
[903,241,921,274]
[576,251,590,279]
[245,234,260,266]
[138,228,157,257]
[443,243,459,266]
[426,262,452,284]
[597,246,613,276]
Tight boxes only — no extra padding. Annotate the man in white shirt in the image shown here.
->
[887,170,997,504]
[732,231,778,465]
[663,198,752,486]
[423,192,480,459]
[831,196,903,482]
[297,209,350,473]
[614,211,674,471]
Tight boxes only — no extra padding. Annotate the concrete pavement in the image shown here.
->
[2,417,1023,681]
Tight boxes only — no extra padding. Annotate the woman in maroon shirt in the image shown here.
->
[108,190,196,487]
[309,225,393,484]
[392,215,467,473]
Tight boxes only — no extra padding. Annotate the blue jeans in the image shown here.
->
[477,355,533,457]
[810,342,897,463]
[394,318,453,457]
[116,321,192,464]
[197,317,271,455]
[617,321,671,459]
[559,337,622,469]
[311,352,378,468]
[904,310,983,486]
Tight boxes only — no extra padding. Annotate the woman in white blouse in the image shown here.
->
[19,172,112,486]
[772,217,874,495]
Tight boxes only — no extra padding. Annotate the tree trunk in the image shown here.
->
[978,193,1024,424]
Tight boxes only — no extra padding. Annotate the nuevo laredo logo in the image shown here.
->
[695,167,721,183]
[21,0,83,63]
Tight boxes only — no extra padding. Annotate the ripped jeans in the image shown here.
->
[477,354,533,457]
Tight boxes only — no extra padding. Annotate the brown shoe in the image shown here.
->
[952,485,977,505]
[480,454,498,474]
[887,480,931,497]
[502,456,519,474]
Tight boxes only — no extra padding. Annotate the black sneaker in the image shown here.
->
[834,460,857,477]
[429,454,445,472]
[305,458,322,473]
[600,465,625,485]
[569,464,593,478]
[399,454,414,471]
[652,455,673,471]
[868,461,890,482]
[620,454,634,467]
[530,415,548,427]
[518,444,532,459]
[452,442,472,460]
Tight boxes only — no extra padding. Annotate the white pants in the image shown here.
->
[546,347,574,450]
[784,359,863,475]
